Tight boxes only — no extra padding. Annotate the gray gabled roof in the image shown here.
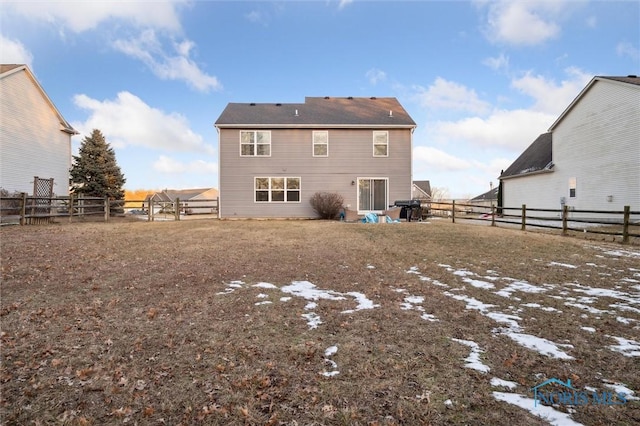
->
[215,96,416,128]
[412,180,431,198]
[470,187,498,202]
[500,132,553,179]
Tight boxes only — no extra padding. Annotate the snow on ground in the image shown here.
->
[215,245,639,425]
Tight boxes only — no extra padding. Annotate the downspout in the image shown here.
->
[216,126,221,219]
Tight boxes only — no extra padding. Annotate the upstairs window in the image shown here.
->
[313,131,328,157]
[241,130,271,156]
[373,131,388,157]
[569,177,577,198]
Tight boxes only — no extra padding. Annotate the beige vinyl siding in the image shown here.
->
[219,128,412,218]
[0,70,72,195]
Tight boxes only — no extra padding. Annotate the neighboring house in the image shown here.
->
[145,188,219,214]
[0,64,78,195]
[412,180,431,202]
[500,76,640,220]
[469,187,498,212]
[215,97,417,218]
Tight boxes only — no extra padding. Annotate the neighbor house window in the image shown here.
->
[358,178,388,212]
[373,131,388,157]
[240,130,271,156]
[569,177,577,198]
[255,177,300,202]
[313,131,328,157]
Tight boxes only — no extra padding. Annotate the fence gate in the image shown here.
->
[30,176,54,224]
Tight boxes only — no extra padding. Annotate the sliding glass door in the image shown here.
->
[358,178,388,212]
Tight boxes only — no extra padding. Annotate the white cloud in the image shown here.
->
[71,91,215,155]
[0,34,33,68]
[430,109,554,151]
[483,53,509,72]
[153,155,217,175]
[510,67,592,114]
[413,146,472,173]
[481,1,568,46]
[616,41,640,62]
[338,0,354,10]
[6,0,185,33]
[366,68,386,85]
[113,30,221,93]
[414,77,491,115]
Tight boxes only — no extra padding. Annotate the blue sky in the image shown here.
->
[1,0,638,198]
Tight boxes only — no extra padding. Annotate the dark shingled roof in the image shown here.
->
[470,187,498,202]
[413,180,431,198]
[215,97,416,128]
[500,132,553,179]
[599,75,640,85]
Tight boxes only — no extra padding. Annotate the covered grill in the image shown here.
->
[393,199,422,222]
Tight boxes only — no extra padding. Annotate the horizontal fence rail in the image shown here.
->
[0,194,218,224]
[429,201,639,244]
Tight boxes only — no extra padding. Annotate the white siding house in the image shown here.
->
[500,76,640,220]
[0,64,78,195]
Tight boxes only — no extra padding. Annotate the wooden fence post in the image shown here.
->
[521,204,526,231]
[104,197,110,222]
[69,193,74,223]
[491,204,496,226]
[20,192,27,226]
[175,198,180,221]
[562,205,568,236]
[622,205,630,244]
[452,200,456,223]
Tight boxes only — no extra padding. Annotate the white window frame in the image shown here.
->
[357,177,388,213]
[373,131,389,157]
[254,177,301,203]
[240,130,271,157]
[312,131,329,157]
[569,177,577,198]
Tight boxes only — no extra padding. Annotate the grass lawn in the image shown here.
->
[1,219,639,425]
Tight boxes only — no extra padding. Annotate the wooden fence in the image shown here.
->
[0,194,218,224]
[430,201,639,244]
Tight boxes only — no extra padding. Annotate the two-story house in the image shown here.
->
[0,64,78,195]
[215,97,416,219]
[499,76,639,220]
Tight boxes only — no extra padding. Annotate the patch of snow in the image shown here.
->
[302,312,322,329]
[502,332,574,360]
[406,266,420,274]
[548,262,577,269]
[444,399,453,406]
[443,292,496,312]
[606,335,640,357]
[616,316,637,325]
[564,302,611,315]
[495,280,547,298]
[609,303,640,314]
[602,381,639,401]
[281,281,346,302]
[256,293,269,299]
[421,313,439,322]
[253,282,278,289]
[463,278,495,290]
[490,377,518,389]
[321,345,339,377]
[451,338,490,373]
[280,297,292,302]
[580,326,596,333]
[492,392,584,426]
[254,301,272,306]
[366,264,376,269]
[341,292,380,313]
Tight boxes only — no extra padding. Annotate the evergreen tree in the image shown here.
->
[70,129,126,203]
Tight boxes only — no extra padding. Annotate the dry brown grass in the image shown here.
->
[1,219,639,425]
